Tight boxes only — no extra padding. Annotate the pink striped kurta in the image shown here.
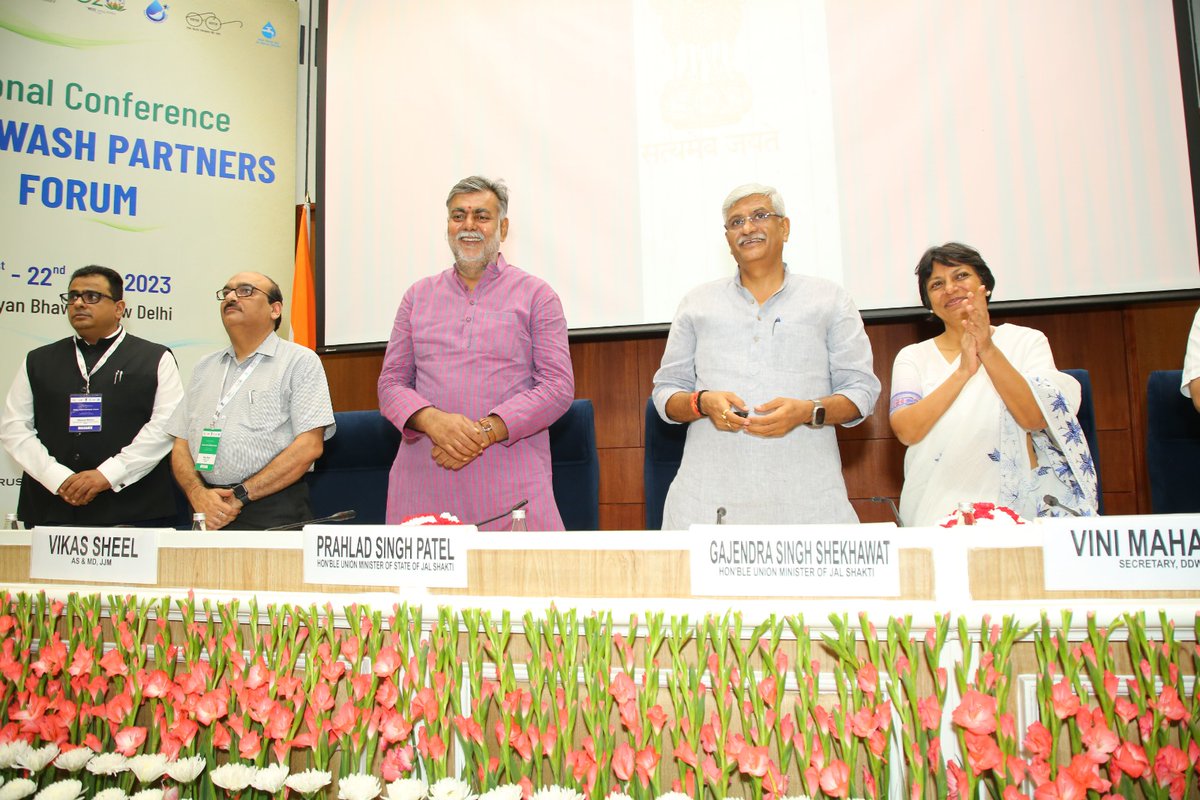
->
[377,255,575,530]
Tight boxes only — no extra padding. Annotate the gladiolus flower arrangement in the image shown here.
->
[0,591,1193,799]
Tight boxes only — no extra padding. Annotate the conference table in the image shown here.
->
[0,520,1195,800]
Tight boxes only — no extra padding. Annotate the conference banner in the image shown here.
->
[0,0,297,518]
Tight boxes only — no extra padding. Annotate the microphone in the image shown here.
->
[715,507,726,525]
[472,499,528,528]
[870,496,902,525]
[1043,495,1082,517]
[267,509,357,531]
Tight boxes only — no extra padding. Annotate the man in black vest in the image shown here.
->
[0,265,183,527]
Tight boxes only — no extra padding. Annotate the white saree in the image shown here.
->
[890,324,1099,527]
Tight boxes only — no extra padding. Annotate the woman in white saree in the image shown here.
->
[889,243,1098,527]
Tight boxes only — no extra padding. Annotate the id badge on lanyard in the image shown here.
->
[195,354,260,472]
[70,329,126,434]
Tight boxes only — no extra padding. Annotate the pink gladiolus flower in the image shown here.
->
[141,669,171,698]
[965,731,1002,776]
[1050,679,1081,720]
[416,727,446,761]
[699,721,718,754]
[374,678,398,710]
[850,707,878,738]
[195,690,228,725]
[635,744,660,787]
[66,646,94,678]
[1102,670,1118,699]
[1025,721,1053,760]
[673,740,698,767]
[612,742,635,781]
[1111,742,1148,779]
[758,674,778,708]
[106,692,134,726]
[1081,721,1118,763]
[1155,686,1189,722]
[609,672,636,706]
[701,755,721,784]
[331,702,357,735]
[381,744,414,782]
[736,744,769,777]
[1154,745,1188,786]
[918,695,941,731]
[819,760,850,798]
[1113,697,1138,724]
[646,704,667,734]
[339,636,359,665]
[238,730,261,760]
[1002,788,1031,800]
[857,662,878,695]
[99,647,128,677]
[350,673,372,702]
[265,706,294,740]
[113,725,146,755]
[372,648,401,678]
[451,714,480,745]
[953,689,998,735]
[999,713,1016,739]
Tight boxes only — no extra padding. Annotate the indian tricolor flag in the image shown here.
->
[290,202,317,349]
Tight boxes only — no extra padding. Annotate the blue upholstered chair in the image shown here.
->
[308,410,403,524]
[1146,369,1200,513]
[1062,368,1103,514]
[643,397,687,530]
[547,399,600,530]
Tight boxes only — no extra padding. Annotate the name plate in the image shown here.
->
[30,527,160,584]
[1042,515,1200,591]
[689,524,900,597]
[303,525,470,587]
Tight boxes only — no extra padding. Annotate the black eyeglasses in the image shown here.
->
[724,211,784,231]
[61,290,116,305]
[216,284,270,301]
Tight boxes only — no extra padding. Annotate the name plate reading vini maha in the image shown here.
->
[30,527,159,584]
[303,526,469,588]
[1042,515,1200,591]
[689,524,900,597]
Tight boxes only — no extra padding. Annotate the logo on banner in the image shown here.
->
[77,0,126,14]
[186,11,242,35]
[144,0,166,22]
[257,21,280,47]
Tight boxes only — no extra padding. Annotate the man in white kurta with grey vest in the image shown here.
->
[652,183,880,528]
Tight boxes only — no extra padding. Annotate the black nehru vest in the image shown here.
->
[18,333,177,526]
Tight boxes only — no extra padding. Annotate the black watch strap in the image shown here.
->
[232,483,250,503]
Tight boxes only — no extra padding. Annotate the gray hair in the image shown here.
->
[446,176,509,220]
[721,183,785,220]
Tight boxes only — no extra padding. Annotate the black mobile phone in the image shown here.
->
[731,408,749,418]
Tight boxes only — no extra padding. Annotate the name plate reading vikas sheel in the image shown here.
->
[1042,515,1200,591]
[303,526,469,588]
[689,524,900,597]
[30,526,160,584]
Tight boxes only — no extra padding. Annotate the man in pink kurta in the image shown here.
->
[377,176,574,530]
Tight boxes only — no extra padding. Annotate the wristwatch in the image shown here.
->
[806,399,826,429]
[232,483,250,504]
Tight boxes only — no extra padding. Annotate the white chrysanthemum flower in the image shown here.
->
[285,769,333,796]
[0,779,37,800]
[31,779,81,800]
[86,754,129,776]
[52,748,94,773]
[530,788,583,800]
[337,774,383,800]
[477,786,521,800]
[428,778,474,800]
[129,790,163,800]
[18,744,59,773]
[251,763,289,794]
[209,763,256,793]
[93,790,128,800]
[0,743,33,770]
[605,794,634,800]
[165,755,206,784]
[385,778,429,800]
[126,754,169,784]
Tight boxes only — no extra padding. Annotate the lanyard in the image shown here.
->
[211,353,263,425]
[73,328,127,393]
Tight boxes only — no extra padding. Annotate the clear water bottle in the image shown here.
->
[4,513,19,531]
[510,508,527,532]
[191,512,207,531]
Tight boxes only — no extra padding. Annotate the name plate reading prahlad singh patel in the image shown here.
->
[1041,515,1200,592]
[303,526,469,587]
[689,524,900,597]
[30,527,159,584]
